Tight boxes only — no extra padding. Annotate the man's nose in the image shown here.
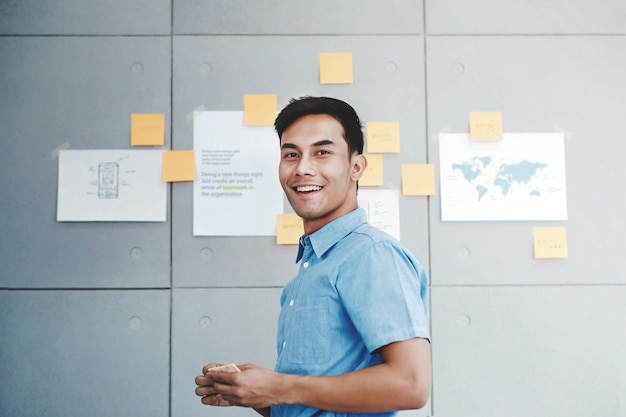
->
[295,155,315,176]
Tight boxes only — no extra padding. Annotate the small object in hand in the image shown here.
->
[207,363,241,373]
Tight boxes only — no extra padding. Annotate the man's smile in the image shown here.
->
[294,185,323,193]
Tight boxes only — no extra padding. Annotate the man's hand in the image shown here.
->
[195,363,235,407]
[208,363,285,409]
[195,362,285,417]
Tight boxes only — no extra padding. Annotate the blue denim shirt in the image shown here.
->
[272,208,429,417]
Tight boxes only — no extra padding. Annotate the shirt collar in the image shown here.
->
[295,208,367,263]
[295,235,306,263]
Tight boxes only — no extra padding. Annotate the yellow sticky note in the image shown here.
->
[366,122,400,153]
[162,150,196,182]
[131,114,165,146]
[533,227,568,259]
[469,112,503,140]
[244,94,277,126]
[359,155,384,187]
[276,213,304,245]
[319,52,353,84]
[402,164,436,196]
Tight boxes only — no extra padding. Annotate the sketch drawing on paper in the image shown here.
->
[98,162,119,199]
[57,150,167,222]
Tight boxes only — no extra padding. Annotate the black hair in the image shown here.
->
[274,96,364,155]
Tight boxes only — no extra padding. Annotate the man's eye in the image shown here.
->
[284,152,299,158]
[317,149,330,155]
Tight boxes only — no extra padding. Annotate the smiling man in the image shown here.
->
[195,96,431,417]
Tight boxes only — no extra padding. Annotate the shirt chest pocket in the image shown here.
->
[287,296,330,365]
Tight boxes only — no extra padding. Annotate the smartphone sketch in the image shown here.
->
[98,162,119,199]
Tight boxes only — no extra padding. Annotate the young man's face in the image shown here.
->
[279,114,366,235]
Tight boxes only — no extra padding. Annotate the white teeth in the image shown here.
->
[296,185,322,192]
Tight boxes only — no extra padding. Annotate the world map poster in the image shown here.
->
[438,133,567,221]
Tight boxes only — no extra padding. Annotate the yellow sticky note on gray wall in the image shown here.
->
[366,122,400,153]
[244,94,277,126]
[359,154,384,186]
[469,111,503,140]
[402,164,436,196]
[533,226,568,259]
[276,213,304,245]
[162,150,196,182]
[131,114,165,146]
[319,52,353,84]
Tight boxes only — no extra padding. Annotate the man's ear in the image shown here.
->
[350,154,368,181]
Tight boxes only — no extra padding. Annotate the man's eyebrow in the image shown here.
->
[280,139,335,150]
[312,139,335,147]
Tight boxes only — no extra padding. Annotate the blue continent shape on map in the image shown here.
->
[451,156,491,181]
[452,157,547,201]
[494,161,547,195]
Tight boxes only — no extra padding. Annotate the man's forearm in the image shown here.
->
[283,364,429,414]
[275,339,431,414]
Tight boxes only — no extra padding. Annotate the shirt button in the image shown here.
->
[282,341,286,348]
[303,262,309,268]
[289,299,294,306]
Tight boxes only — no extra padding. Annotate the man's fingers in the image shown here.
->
[202,363,222,374]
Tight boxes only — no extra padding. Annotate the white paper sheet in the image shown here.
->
[358,188,401,241]
[438,133,567,221]
[57,149,166,222]
[193,111,283,236]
